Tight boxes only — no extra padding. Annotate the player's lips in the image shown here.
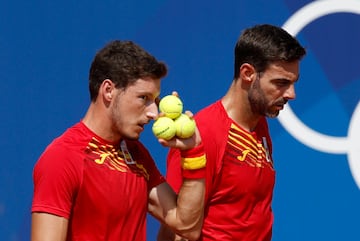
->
[136,123,145,132]
[276,105,284,110]
[274,100,287,110]
[139,120,151,128]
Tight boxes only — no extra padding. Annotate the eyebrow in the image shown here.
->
[136,90,160,101]
[275,73,300,83]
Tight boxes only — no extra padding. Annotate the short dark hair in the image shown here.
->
[234,24,306,79]
[88,40,167,101]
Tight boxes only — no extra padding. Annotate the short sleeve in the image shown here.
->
[32,143,82,218]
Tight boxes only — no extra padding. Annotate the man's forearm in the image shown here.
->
[171,142,206,240]
[174,178,205,239]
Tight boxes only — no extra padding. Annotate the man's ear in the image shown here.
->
[101,79,115,101]
[239,63,256,82]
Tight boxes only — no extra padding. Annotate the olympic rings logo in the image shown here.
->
[279,0,360,189]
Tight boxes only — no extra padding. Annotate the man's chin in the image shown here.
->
[123,133,141,141]
[266,111,280,118]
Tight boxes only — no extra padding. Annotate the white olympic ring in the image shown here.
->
[278,0,360,188]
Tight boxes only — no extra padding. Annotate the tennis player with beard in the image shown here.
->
[158,24,306,241]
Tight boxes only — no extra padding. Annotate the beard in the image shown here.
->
[109,94,134,140]
[248,78,287,118]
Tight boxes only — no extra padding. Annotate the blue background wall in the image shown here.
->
[1,0,359,240]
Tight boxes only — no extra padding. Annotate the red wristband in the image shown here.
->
[180,142,206,171]
[181,143,206,172]
[182,167,206,179]
[180,142,205,158]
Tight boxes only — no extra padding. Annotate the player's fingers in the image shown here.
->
[184,110,194,118]
[171,91,179,97]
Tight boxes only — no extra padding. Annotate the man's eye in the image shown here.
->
[276,80,290,87]
[140,95,148,101]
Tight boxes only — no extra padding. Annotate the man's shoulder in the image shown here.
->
[42,122,91,157]
[195,100,230,132]
[194,100,230,159]
[196,101,223,121]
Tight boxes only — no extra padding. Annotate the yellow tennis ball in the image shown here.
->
[159,95,183,119]
[152,117,176,140]
[174,114,196,138]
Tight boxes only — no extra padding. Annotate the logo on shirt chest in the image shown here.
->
[85,138,150,180]
[237,150,251,161]
[228,124,273,169]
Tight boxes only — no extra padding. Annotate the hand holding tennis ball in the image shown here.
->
[152,93,196,140]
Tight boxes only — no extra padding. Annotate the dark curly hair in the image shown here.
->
[89,40,167,101]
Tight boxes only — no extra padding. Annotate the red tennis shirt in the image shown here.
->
[166,100,275,241]
[32,122,165,241]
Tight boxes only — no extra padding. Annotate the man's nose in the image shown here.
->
[146,102,159,120]
[284,85,296,100]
